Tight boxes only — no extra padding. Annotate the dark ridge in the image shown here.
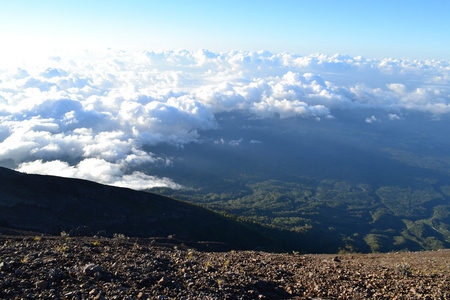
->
[0,167,291,251]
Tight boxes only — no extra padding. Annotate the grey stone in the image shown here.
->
[83,263,102,276]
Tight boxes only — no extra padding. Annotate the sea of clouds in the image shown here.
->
[0,49,449,189]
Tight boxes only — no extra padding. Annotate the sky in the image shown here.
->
[1,1,450,190]
[1,0,450,60]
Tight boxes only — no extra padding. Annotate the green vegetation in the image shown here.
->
[146,112,450,253]
[152,176,450,253]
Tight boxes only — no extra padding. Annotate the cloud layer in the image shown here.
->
[0,49,449,189]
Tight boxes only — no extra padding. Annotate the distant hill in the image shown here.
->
[146,111,450,253]
[0,167,298,251]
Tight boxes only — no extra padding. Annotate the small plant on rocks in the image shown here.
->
[56,245,68,252]
[396,262,411,277]
[113,233,126,239]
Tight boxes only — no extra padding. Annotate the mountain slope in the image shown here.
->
[0,167,285,250]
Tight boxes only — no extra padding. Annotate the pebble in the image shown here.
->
[158,276,170,285]
[0,235,449,299]
[83,263,102,276]
[0,261,11,272]
[35,280,48,289]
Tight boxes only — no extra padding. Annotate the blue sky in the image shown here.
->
[1,0,449,59]
[1,1,450,188]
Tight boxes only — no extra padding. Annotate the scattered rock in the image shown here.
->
[0,235,449,299]
[137,291,146,298]
[35,280,48,289]
[0,262,11,272]
[332,256,341,262]
[158,276,170,285]
[83,263,102,276]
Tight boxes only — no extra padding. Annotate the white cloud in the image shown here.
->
[1,49,450,189]
[387,83,407,94]
[365,115,378,123]
[229,139,243,146]
[388,113,402,120]
[17,159,182,190]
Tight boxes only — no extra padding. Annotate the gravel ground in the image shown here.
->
[0,235,449,299]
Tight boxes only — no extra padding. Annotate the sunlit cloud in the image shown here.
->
[1,49,449,189]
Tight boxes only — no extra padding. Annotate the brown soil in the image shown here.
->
[1,235,449,299]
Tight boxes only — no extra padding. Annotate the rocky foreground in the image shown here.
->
[0,235,449,299]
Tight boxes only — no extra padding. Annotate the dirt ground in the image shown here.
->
[1,235,449,299]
